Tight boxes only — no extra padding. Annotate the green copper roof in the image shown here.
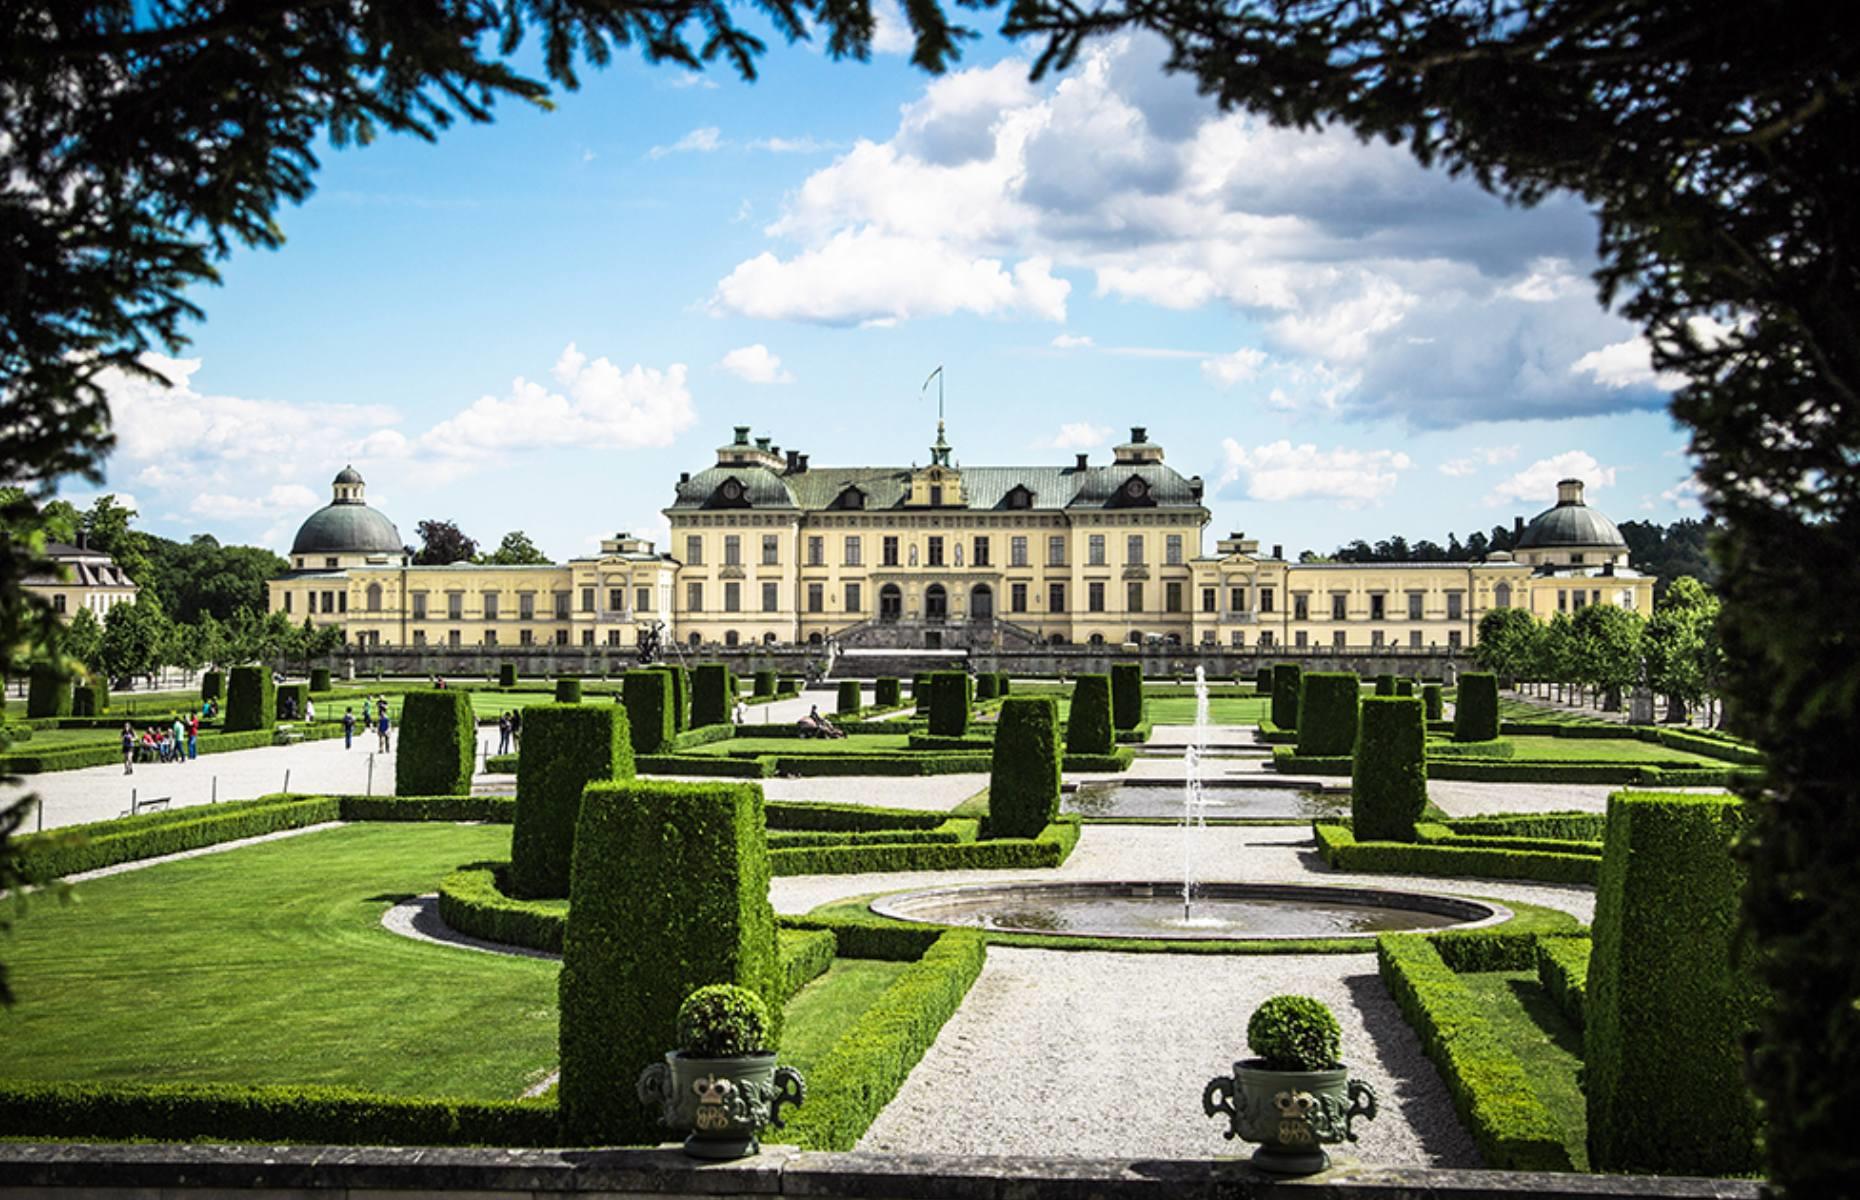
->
[290,502,404,555]
[1517,499,1627,549]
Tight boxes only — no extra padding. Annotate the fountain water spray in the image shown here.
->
[1182,664,1212,919]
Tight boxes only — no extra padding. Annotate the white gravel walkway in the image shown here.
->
[859,947,1479,1167]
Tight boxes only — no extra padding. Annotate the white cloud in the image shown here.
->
[1037,422,1112,450]
[1200,347,1267,387]
[648,126,722,159]
[421,343,695,459]
[1484,451,1616,507]
[189,484,320,520]
[1570,336,1680,391]
[1218,440,1411,506]
[1051,333,1094,349]
[747,136,840,154]
[1661,476,1707,509]
[1438,445,1521,477]
[719,344,794,384]
[871,0,915,54]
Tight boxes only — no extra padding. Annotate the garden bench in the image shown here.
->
[122,795,171,817]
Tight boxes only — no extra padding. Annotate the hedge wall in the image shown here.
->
[874,677,902,707]
[1395,679,1415,698]
[1313,824,1600,886]
[1110,663,1143,731]
[1446,811,1606,842]
[1535,935,1590,1029]
[1586,792,1762,1175]
[70,678,108,717]
[558,779,780,1145]
[12,794,341,881]
[26,661,70,719]
[275,683,309,721]
[690,663,735,729]
[339,794,514,822]
[1065,674,1114,756]
[770,819,1080,876]
[510,703,633,899]
[499,663,518,688]
[1374,673,1397,696]
[753,668,777,698]
[201,670,223,703]
[223,664,275,732]
[1295,672,1359,758]
[394,691,476,797]
[310,667,332,693]
[1270,663,1301,730]
[837,679,862,714]
[912,672,932,710]
[1353,696,1427,843]
[1421,683,1443,721]
[1454,672,1500,742]
[620,670,674,756]
[988,697,1060,839]
[1254,667,1272,692]
[553,677,582,704]
[927,671,971,737]
[976,673,1001,701]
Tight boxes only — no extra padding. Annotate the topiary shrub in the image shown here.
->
[691,663,735,728]
[558,779,780,1144]
[1395,679,1415,697]
[874,677,901,707]
[1422,683,1443,720]
[1270,663,1302,730]
[837,679,862,714]
[621,670,674,755]
[1296,673,1360,758]
[498,663,518,688]
[676,984,773,1056]
[988,696,1060,839]
[510,702,633,898]
[753,669,777,698]
[1255,667,1272,693]
[1586,793,1762,1175]
[1110,663,1143,730]
[927,672,971,736]
[1352,696,1427,842]
[996,673,1011,697]
[310,667,332,693]
[779,673,801,695]
[1065,675,1114,757]
[201,670,223,704]
[1247,995,1342,1071]
[1374,673,1396,696]
[223,665,275,732]
[976,673,1001,701]
[554,677,582,704]
[663,665,690,732]
[275,682,309,721]
[912,673,932,711]
[1454,672,1500,742]
[394,690,476,797]
[70,677,108,717]
[26,661,70,719]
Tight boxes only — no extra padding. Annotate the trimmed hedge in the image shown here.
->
[1377,934,1575,1171]
[26,660,70,718]
[1374,673,1397,696]
[558,779,780,1145]
[310,667,333,693]
[690,662,736,729]
[874,677,902,707]
[753,668,777,698]
[1270,663,1301,730]
[988,697,1060,839]
[394,691,476,797]
[554,677,583,704]
[1064,674,1114,756]
[1446,811,1605,842]
[770,819,1080,876]
[976,673,1001,701]
[0,726,344,775]
[927,671,971,737]
[1587,792,1762,1175]
[621,670,675,755]
[912,672,932,710]
[498,663,519,688]
[1453,672,1500,741]
[1427,737,1516,759]
[1535,935,1590,1029]
[1415,823,1601,858]
[438,864,570,953]
[1395,679,1415,697]
[765,800,949,832]
[223,664,274,732]
[510,703,633,898]
[1295,672,1359,758]
[778,931,985,1150]
[201,669,223,703]
[13,794,340,881]
[70,678,108,717]
[1254,667,1272,692]
[1421,682,1443,720]
[1062,747,1136,773]
[1352,696,1427,842]
[1314,824,1600,886]
[1110,663,1143,730]
[778,928,838,1002]
[339,794,514,822]
[275,682,309,720]
[837,679,862,714]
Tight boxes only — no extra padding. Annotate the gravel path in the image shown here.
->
[858,947,1479,1166]
[20,821,347,889]
[380,894,560,961]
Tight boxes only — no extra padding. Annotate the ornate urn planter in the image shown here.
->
[638,1051,804,1160]
[1204,1062,1377,1175]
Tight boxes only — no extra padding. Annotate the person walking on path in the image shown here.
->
[305,696,316,724]
[510,708,522,750]
[171,715,187,765]
[121,722,135,774]
[497,712,512,755]
[186,713,199,760]
[376,706,391,752]
[342,707,356,749]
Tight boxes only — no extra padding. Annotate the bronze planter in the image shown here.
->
[1204,1061,1377,1175]
[637,1051,805,1160]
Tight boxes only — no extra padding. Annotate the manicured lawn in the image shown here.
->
[1436,734,1724,766]
[1494,698,1616,727]
[685,734,915,756]
[777,959,909,1078]
[1455,970,1588,1170]
[1147,696,1270,725]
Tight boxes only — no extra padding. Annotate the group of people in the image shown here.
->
[495,710,523,755]
[341,697,393,751]
[121,714,198,772]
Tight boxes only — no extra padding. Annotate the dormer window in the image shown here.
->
[837,486,865,510]
[1124,478,1148,499]
[1110,474,1155,507]
[709,477,751,508]
[1005,485,1033,509]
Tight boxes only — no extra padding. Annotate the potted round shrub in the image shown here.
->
[1203,994,1378,1175]
[636,984,805,1160]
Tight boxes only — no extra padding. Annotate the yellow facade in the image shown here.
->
[23,538,138,622]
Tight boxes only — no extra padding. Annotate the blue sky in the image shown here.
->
[75,10,1703,562]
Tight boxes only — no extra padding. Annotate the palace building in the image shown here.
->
[23,533,139,622]
[267,425,1652,654]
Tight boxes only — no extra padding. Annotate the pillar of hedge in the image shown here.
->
[1421,683,1444,721]
[989,696,1060,839]
[1351,696,1427,842]
[395,690,477,797]
[559,779,780,1145]
[753,668,777,698]
[976,673,1001,701]
[912,672,933,711]
[690,663,735,728]
[874,676,901,707]
[1269,663,1302,730]
[1254,667,1272,693]
[1586,793,1762,1175]
[511,703,634,898]
[662,664,690,731]
[1065,675,1114,756]
[554,677,583,704]
[1394,678,1415,697]
[1296,672,1360,757]
[310,667,332,693]
[779,673,802,695]
[837,679,862,714]
[997,672,1011,697]
[71,678,109,717]
[1110,662,1143,731]
[25,661,71,719]
[1374,673,1397,696]
[201,670,223,704]
[621,670,674,756]
[927,671,971,736]
[498,662,519,688]
[223,665,275,732]
[275,682,309,721]
[1453,672,1500,742]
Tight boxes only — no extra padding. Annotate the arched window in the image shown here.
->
[688,632,701,647]
[763,632,777,644]
[879,584,903,622]
[808,632,823,646]
[1128,630,1143,645]
[1167,633,1182,646]
[725,630,740,647]
[1494,582,1512,608]
[1089,633,1105,647]
[969,583,993,621]
[365,582,383,612]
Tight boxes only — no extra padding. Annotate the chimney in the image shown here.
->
[679,472,690,484]
[732,425,750,445]
[1514,516,1525,538]
[1272,543,1283,560]
[785,450,800,472]
[1602,561,1616,577]
[75,530,88,551]
[755,436,771,452]
[1130,426,1148,443]
[1557,478,1585,505]
[796,454,809,472]
[1075,453,1089,470]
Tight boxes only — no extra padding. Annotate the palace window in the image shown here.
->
[1331,594,1348,620]
[554,592,570,619]
[1231,631,1245,647]
[1010,536,1028,567]
[1558,589,1569,611]
[1126,534,1144,565]
[520,630,534,646]
[1231,586,1247,612]
[411,629,424,646]
[449,593,464,619]
[928,537,945,566]
[1258,631,1274,648]
[929,485,944,507]
[483,631,496,647]
[636,586,651,612]
[1012,583,1028,613]
[1048,582,1066,612]
[845,583,862,612]
[607,630,622,646]
[1088,581,1105,612]
[284,592,293,614]
[582,629,594,646]
[1372,630,1386,647]
[484,591,499,619]
[1165,535,1183,565]
[685,535,702,565]
[724,582,741,612]
[1295,631,1309,648]
[1449,630,1463,649]
[686,581,704,612]
[1088,535,1106,565]
[844,536,862,566]
[1333,631,1347,648]
[1259,587,1275,613]
[366,583,382,612]
[1407,592,1423,620]
[764,535,781,566]
[581,588,595,613]
[973,537,990,567]
[607,588,623,611]
[724,535,741,566]
[1127,581,1144,611]
[555,630,569,646]
[1048,536,1066,566]
[882,536,900,566]
[449,630,462,648]
[1294,594,1309,621]
[807,536,824,566]
[1410,630,1423,648]
[1447,592,1464,620]
[411,592,426,618]
[764,582,780,612]
[1165,582,1184,613]
[806,583,822,613]
[1370,594,1385,621]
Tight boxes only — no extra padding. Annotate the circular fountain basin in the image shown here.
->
[869,881,1509,941]
[1065,782,1347,821]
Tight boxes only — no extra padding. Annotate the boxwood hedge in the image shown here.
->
[753,669,777,698]
[553,677,582,704]
[201,669,223,703]
[26,660,70,718]
[558,779,780,1145]
[1295,672,1358,758]
[874,677,902,707]
[1270,663,1301,730]
[1110,663,1143,731]
[510,702,633,898]
[12,793,341,881]
[837,679,862,714]
[1353,696,1427,842]
[310,667,332,693]
[1395,679,1415,697]
[1454,672,1500,742]
[1314,824,1599,885]
[223,665,274,732]
[70,678,108,717]
[1374,673,1397,696]
[275,682,309,721]
[394,691,476,798]
[987,697,1060,839]
[976,673,1001,701]
[1064,675,1114,756]
[620,670,674,755]
[927,671,971,736]
[498,663,518,688]
[690,662,735,728]
[1535,935,1590,1029]
[1422,682,1444,720]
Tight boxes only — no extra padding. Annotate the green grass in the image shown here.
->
[1455,970,1589,1170]
[684,734,914,756]
[1146,696,1269,725]
[776,959,909,1078]
[1494,698,1615,726]
[1478,734,1720,766]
